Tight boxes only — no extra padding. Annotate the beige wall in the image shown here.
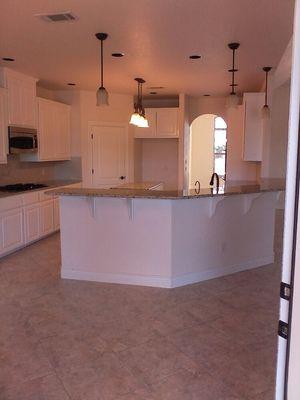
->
[136,139,179,190]
[189,114,215,188]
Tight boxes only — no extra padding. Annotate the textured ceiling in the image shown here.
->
[0,0,295,96]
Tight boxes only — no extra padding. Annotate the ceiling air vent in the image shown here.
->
[36,12,78,22]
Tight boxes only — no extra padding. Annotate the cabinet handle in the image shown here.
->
[119,176,126,180]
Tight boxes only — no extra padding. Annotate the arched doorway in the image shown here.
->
[189,114,227,188]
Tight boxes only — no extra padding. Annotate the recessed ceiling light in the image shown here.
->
[189,55,201,59]
[150,92,157,95]
[2,57,15,62]
[111,53,124,57]
[67,83,76,86]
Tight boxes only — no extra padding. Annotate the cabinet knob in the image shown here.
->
[119,176,126,180]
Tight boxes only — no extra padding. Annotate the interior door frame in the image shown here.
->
[276,0,300,398]
[87,121,129,188]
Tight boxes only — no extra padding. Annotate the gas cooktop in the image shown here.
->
[0,183,48,192]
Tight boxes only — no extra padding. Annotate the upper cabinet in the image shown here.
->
[242,93,265,162]
[134,108,179,139]
[22,98,71,162]
[0,68,38,128]
[0,88,8,164]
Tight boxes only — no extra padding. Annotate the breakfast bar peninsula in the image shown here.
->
[50,180,284,288]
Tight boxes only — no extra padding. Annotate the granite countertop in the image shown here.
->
[0,180,81,199]
[115,181,163,190]
[47,179,285,200]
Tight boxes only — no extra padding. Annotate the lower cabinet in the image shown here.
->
[0,208,24,254]
[24,204,40,244]
[40,200,54,236]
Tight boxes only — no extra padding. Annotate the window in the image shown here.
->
[214,117,227,180]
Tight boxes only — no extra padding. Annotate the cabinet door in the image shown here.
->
[134,108,156,138]
[0,208,24,255]
[24,204,40,244]
[243,93,265,161]
[156,108,178,138]
[53,198,60,231]
[38,99,56,160]
[0,88,7,164]
[39,200,54,237]
[6,73,36,128]
[55,103,71,160]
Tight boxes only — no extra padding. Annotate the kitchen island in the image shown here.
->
[50,180,284,288]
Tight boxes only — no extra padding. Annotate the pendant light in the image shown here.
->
[261,67,272,119]
[226,42,240,108]
[95,32,109,106]
[130,78,149,128]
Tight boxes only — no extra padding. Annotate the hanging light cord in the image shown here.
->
[231,48,236,95]
[265,70,269,106]
[100,39,104,88]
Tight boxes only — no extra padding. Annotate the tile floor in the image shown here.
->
[0,212,283,400]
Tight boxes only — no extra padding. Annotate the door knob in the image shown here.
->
[119,176,126,180]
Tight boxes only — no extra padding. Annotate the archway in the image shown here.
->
[189,114,227,188]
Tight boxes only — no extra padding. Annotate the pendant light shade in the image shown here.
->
[226,42,240,109]
[261,67,272,120]
[96,86,109,106]
[130,78,149,128]
[95,32,109,107]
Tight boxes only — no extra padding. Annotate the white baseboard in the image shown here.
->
[61,254,274,288]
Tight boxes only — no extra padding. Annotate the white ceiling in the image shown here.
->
[0,0,294,97]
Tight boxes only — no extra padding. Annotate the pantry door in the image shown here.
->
[90,122,128,188]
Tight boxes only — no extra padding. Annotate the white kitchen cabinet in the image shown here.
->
[21,97,71,162]
[134,108,178,138]
[242,93,265,161]
[156,108,178,137]
[40,199,54,236]
[38,98,71,161]
[24,204,40,244]
[0,68,37,128]
[0,208,24,255]
[0,88,8,164]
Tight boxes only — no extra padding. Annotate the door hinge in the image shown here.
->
[278,320,289,340]
[280,282,291,300]
[91,169,94,174]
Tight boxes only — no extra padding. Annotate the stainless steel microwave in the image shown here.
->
[8,126,38,154]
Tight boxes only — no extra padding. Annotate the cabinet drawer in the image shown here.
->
[22,191,40,205]
[0,195,23,212]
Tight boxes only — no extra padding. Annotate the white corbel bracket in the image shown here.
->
[208,196,225,218]
[86,197,96,218]
[243,193,262,215]
[127,198,134,220]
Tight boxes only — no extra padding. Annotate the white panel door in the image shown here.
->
[134,108,156,138]
[24,204,40,244]
[156,108,178,138]
[91,124,127,188]
[1,208,24,254]
[0,88,7,164]
[40,200,54,236]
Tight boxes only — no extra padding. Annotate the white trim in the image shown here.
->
[171,254,274,288]
[61,254,274,289]
[61,269,172,288]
